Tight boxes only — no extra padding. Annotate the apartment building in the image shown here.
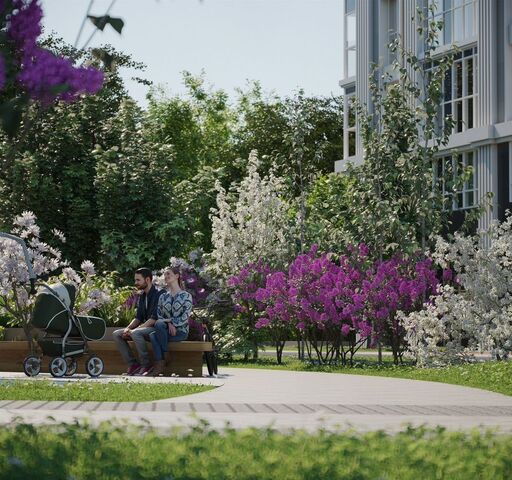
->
[337,0,512,231]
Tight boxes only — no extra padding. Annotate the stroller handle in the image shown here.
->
[0,232,37,291]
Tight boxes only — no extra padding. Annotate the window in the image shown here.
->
[381,0,399,66]
[429,0,477,46]
[344,87,356,158]
[434,151,477,210]
[344,0,356,78]
[426,47,478,133]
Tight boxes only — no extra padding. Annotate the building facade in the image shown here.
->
[337,0,512,230]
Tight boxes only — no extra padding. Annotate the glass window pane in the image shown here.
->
[457,154,464,176]
[444,69,452,101]
[465,3,474,38]
[445,102,452,119]
[346,0,355,14]
[457,192,463,209]
[443,11,452,44]
[454,0,463,7]
[456,62,463,98]
[347,49,356,77]
[456,101,463,132]
[346,12,356,46]
[467,170,474,190]
[348,98,356,128]
[465,191,474,207]
[466,58,473,95]
[348,132,356,156]
[454,7,464,41]
[467,98,473,129]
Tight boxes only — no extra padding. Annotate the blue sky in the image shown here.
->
[41,0,342,106]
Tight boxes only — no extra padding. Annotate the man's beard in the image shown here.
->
[137,281,148,291]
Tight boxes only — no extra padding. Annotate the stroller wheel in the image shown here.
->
[86,356,104,378]
[23,355,41,377]
[65,358,78,376]
[49,357,68,378]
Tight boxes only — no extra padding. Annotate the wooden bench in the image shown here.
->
[0,340,213,377]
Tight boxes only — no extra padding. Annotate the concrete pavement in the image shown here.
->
[0,368,511,432]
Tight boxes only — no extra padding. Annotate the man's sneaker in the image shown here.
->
[139,365,154,376]
[125,363,141,376]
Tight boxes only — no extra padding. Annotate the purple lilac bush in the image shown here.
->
[2,0,104,103]
[230,245,442,365]
[226,260,273,360]
[362,254,439,363]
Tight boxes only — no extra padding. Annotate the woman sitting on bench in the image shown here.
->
[147,266,193,376]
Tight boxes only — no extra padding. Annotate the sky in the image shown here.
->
[41,0,342,106]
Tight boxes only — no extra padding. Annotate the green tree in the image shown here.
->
[343,7,457,259]
[94,99,178,274]
[0,38,146,267]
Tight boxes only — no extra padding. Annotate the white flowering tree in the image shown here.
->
[0,212,110,352]
[209,150,296,280]
[401,215,512,365]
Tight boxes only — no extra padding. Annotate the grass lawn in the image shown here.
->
[0,423,510,479]
[221,357,512,396]
[0,380,214,402]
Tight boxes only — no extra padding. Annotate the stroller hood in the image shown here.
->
[32,283,76,333]
[32,283,106,340]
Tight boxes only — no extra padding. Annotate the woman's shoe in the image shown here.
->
[152,360,166,376]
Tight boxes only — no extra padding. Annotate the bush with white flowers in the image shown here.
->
[0,212,111,351]
[209,150,296,280]
[401,215,512,365]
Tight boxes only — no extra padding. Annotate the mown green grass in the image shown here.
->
[0,380,214,402]
[0,423,510,479]
[222,357,512,396]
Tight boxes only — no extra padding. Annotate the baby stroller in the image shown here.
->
[0,232,106,378]
[25,282,106,378]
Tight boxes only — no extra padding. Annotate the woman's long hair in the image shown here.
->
[168,266,185,290]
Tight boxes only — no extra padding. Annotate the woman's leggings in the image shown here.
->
[149,319,188,361]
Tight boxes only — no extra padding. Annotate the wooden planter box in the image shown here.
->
[0,337,212,377]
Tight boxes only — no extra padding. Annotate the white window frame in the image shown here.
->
[426,46,478,134]
[380,0,399,67]
[434,151,478,210]
[344,0,356,79]
[344,90,356,159]
[429,0,478,47]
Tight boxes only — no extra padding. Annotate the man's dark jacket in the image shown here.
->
[135,285,162,324]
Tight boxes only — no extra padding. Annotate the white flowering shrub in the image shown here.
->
[401,215,512,365]
[0,212,111,349]
[209,150,295,280]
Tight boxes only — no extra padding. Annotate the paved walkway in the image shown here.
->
[1,369,511,432]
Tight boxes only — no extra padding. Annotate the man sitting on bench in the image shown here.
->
[112,268,163,376]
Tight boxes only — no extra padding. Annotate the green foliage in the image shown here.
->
[1,48,342,271]
[0,380,213,402]
[0,38,149,268]
[0,423,510,479]
[93,99,179,273]
[342,11,459,259]
[305,173,353,252]
[146,78,343,257]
